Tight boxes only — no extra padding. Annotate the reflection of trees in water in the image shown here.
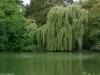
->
[83,58,100,74]
[1,54,99,75]
[33,56,84,75]
[0,58,34,75]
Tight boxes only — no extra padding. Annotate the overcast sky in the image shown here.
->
[22,0,79,5]
[22,0,30,5]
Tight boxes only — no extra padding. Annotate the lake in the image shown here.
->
[0,52,100,75]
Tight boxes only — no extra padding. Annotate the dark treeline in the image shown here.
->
[0,0,100,52]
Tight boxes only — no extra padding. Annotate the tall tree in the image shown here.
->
[86,3,100,50]
[26,0,63,26]
[80,0,100,10]
[81,0,100,50]
[37,4,88,51]
[0,0,26,51]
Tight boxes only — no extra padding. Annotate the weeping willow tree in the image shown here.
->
[37,4,88,51]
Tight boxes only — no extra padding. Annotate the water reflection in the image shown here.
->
[0,53,100,75]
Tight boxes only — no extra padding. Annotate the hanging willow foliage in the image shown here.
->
[36,4,88,51]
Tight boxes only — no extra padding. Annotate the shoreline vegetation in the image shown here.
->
[0,0,100,52]
[0,49,100,53]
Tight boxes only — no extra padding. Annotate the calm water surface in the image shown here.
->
[0,52,100,75]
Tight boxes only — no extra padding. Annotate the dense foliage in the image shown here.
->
[0,0,26,51]
[23,20,38,51]
[86,3,100,50]
[0,0,100,52]
[81,0,100,50]
[26,0,63,26]
[36,4,88,51]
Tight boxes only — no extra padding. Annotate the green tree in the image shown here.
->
[0,9,7,51]
[81,0,100,50]
[26,0,63,26]
[23,20,38,51]
[0,0,26,51]
[80,0,100,10]
[86,3,100,50]
[36,4,88,51]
